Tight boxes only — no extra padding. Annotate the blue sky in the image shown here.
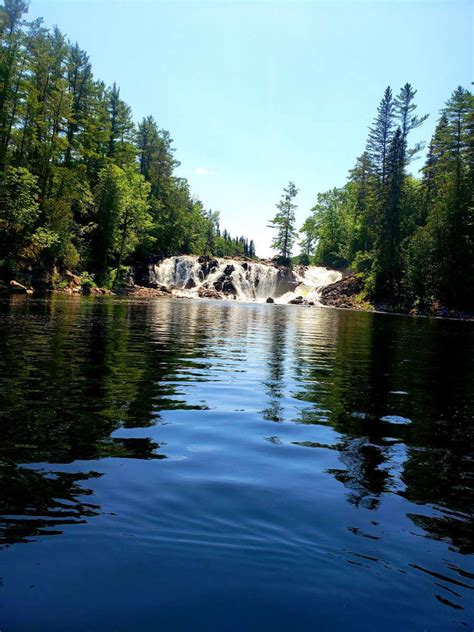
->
[30,0,472,257]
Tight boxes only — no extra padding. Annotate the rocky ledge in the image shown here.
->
[319,275,365,309]
[116,285,172,298]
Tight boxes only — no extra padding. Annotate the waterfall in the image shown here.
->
[149,256,341,304]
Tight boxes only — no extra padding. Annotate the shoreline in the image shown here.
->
[3,284,473,322]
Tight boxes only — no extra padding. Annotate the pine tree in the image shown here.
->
[366,86,394,185]
[394,83,429,155]
[374,127,405,298]
[269,181,298,262]
[107,82,134,163]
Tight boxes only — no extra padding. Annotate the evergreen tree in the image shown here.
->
[269,181,298,262]
[0,0,256,284]
[366,86,394,185]
[374,127,405,298]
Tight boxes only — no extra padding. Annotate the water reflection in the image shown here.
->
[0,463,102,547]
[0,295,473,627]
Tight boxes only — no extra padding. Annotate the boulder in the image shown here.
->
[119,285,170,297]
[64,270,82,286]
[275,267,300,295]
[289,295,304,305]
[83,286,114,296]
[198,287,223,300]
[214,276,237,296]
[184,278,196,290]
[198,255,219,276]
[266,297,275,304]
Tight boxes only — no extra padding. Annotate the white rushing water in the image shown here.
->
[149,256,341,304]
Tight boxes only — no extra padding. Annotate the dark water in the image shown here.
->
[0,296,473,631]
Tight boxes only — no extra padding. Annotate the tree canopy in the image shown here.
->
[0,0,256,286]
[300,83,473,309]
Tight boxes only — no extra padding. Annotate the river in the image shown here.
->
[0,295,473,630]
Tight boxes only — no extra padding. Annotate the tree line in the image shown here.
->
[0,0,256,288]
[271,84,473,309]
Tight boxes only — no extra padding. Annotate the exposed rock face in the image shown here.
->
[289,295,304,304]
[198,256,219,276]
[213,265,237,297]
[64,270,82,286]
[184,278,196,290]
[198,286,223,300]
[275,267,300,295]
[82,286,114,296]
[319,275,364,308]
[118,285,171,298]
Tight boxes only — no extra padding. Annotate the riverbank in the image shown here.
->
[2,268,473,321]
[319,275,474,321]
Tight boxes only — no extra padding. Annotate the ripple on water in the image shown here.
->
[0,296,473,631]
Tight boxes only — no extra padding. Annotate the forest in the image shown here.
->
[0,0,255,289]
[1,0,472,310]
[298,84,473,309]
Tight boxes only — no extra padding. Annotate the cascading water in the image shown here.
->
[149,256,341,304]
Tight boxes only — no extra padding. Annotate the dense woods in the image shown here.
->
[300,84,473,309]
[1,1,472,311]
[0,1,255,288]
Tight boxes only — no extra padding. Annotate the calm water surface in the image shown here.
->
[0,296,473,631]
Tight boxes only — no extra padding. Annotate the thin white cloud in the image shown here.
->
[195,167,216,176]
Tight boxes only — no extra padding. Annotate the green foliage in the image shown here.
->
[80,271,96,289]
[0,166,40,272]
[300,187,354,269]
[0,1,256,284]
[301,83,473,309]
[269,181,298,262]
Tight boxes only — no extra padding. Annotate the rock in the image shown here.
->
[83,286,114,296]
[198,287,223,300]
[289,295,304,305]
[198,255,219,276]
[9,280,28,294]
[266,297,274,304]
[119,285,169,297]
[184,278,196,290]
[64,270,82,286]
[222,279,237,296]
[86,287,102,295]
[213,266,237,297]
[319,275,364,308]
[275,267,300,295]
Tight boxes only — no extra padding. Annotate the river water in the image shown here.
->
[0,295,473,631]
